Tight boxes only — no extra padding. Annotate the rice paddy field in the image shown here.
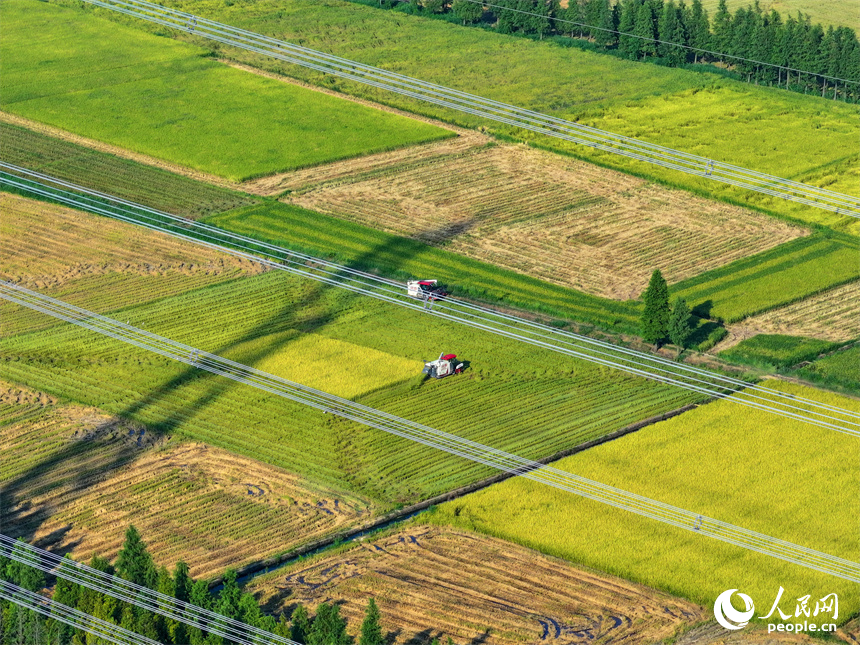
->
[0,0,450,181]
[0,382,373,580]
[287,142,806,300]
[671,234,860,323]
[0,121,252,218]
[105,0,860,228]
[718,334,838,369]
[206,202,644,332]
[698,0,860,29]
[796,346,860,393]
[0,264,702,506]
[428,380,860,614]
[738,280,860,342]
[249,525,708,645]
[0,192,265,338]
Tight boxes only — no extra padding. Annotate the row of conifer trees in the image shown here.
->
[0,527,400,645]
[378,0,860,100]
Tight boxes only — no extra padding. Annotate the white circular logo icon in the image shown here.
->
[714,589,755,630]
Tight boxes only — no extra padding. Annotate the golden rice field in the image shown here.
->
[737,280,860,342]
[289,144,806,299]
[0,384,374,580]
[429,381,860,613]
[227,331,422,400]
[250,525,707,645]
[0,193,264,338]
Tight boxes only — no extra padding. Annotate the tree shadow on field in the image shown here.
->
[2,219,456,556]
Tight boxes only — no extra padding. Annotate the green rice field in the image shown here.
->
[0,0,450,181]
[672,234,860,322]
[0,270,701,505]
[119,0,860,228]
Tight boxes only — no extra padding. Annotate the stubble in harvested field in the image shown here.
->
[735,280,860,342]
[289,144,805,299]
[0,193,264,338]
[250,525,707,645]
[0,387,373,580]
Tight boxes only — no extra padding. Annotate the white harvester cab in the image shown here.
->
[407,279,447,300]
[422,353,464,379]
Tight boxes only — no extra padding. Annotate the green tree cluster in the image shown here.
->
[0,528,397,645]
[640,269,693,353]
[376,0,860,100]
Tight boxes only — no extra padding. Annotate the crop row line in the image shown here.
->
[2,285,858,582]
[2,164,858,434]
[79,0,860,217]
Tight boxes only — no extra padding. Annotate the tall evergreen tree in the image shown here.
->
[617,0,642,58]
[173,561,192,604]
[592,0,616,46]
[308,603,348,645]
[710,0,731,59]
[668,297,693,353]
[633,1,657,55]
[359,599,383,645]
[495,0,519,33]
[291,604,312,644]
[658,0,686,64]
[188,579,212,645]
[640,269,670,347]
[452,0,483,24]
[532,0,553,39]
[238,593,263,628]
[115,526,156,589]
[687,0,709,61]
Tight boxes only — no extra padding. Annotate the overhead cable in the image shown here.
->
[76,0,860,217]
[2,164,858,435]
[2,284,858,582]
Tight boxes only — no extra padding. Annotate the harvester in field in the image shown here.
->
[422,353,464,379]
[407,280,448,308]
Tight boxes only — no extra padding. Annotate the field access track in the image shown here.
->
[81,0,860,217]
[2,283,859,582]
[2,163,858,436]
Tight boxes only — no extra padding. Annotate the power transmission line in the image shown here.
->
[2,285,858,581]
[3,164,858,435]
[0,538,298,645]
[0,580,165,645]
[76,0,860,216]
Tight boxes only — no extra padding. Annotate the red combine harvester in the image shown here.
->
[407,280,448,301]
[422,353,464,379]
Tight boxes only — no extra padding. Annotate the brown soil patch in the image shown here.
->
[734,281,860,342]
[288,144,806,300]
[0,380,57,407]
[0,192,265,337]
[251,525,708,645]
[0,111,239,191]
[1,396,372,580]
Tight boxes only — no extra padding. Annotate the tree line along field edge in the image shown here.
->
[354,0,860,98]
[95,0,860,227]
[0,0,453,182]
